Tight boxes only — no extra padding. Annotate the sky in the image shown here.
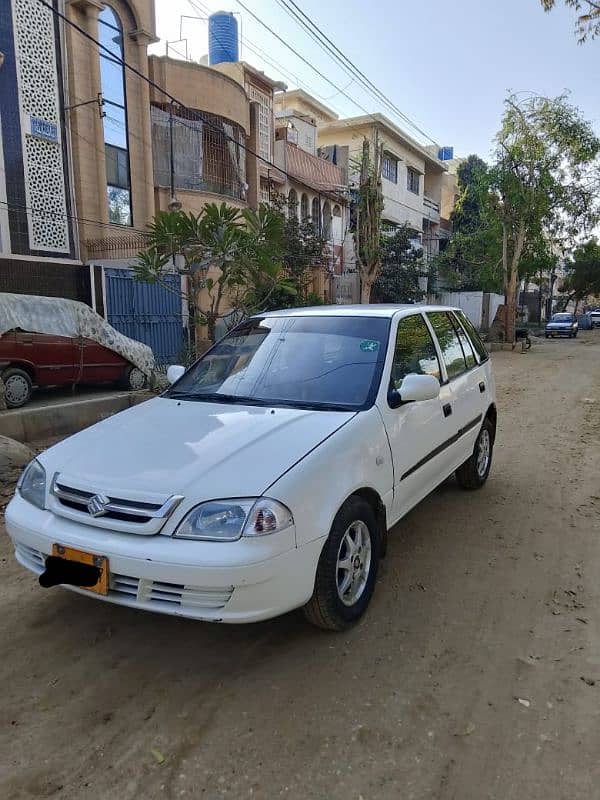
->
[151,0,600,160]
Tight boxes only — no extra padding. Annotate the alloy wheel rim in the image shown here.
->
[336,520,372,606]
[476,429,491,478]
[5,375,29,405]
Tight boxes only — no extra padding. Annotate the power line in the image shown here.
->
[273,0,437,145]
[0,198,150,236]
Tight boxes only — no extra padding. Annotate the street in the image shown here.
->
[1,334,600,800]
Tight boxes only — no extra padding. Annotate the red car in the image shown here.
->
[0,331,147,408]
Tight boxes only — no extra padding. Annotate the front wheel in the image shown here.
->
[303,497,380,631]
[456,418,494,490]
[118,366,146,391]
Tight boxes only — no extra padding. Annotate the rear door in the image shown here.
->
[378,312,460,522]
[77,337,127,384]
[426,311,484,467]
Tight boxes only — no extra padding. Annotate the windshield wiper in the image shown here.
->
[167,392,272,406]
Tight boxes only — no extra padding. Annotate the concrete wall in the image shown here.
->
[148,57,250,134]
[438,291,504,330]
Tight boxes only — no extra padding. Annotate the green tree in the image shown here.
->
[558,238,600,309]
[434,155,504,292]
[541,0,600,41]
[490,93,600,342]
[135,202,292,344]
[372,225,425,303]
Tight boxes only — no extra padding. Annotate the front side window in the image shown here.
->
[166,316,391,411]
[390,314,441,390]
[427,312,467,379]
[382,154,398,183]
[99,7,132,226]
[407,167,420,195]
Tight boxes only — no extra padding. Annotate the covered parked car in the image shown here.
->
[0,293,155,408]
[587,309,600,329]
[7,305,497,630]
[545,313,578,338]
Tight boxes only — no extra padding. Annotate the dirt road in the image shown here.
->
[2,334,600,800]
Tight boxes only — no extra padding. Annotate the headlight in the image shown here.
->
[174,498,293,541]
[17,459,47,510]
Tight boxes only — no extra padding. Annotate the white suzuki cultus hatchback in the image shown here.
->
[6,305,497,630]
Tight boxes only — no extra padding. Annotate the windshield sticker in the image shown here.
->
[360,339,379,353]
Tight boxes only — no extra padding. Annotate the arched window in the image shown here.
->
[311,197,320,234]
[99,6,132,226]
[322,201,332,240]
[332,204,341,217]
[288,188,298,220]
[300,193,309,221]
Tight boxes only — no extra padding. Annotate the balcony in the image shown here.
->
[423,195,440,224]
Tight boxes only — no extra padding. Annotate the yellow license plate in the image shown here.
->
[51,544,109,595]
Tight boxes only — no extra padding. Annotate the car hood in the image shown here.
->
[39,397,356,500]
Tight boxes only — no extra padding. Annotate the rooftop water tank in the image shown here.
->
[208,12,239,66]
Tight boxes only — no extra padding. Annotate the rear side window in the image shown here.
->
[450,312,476,369]
[455,311,489,363]
[390,314,441,390]
[427,312,467,379]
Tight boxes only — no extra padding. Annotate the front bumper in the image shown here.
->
[546,327,576,336]
[5,495,324,623]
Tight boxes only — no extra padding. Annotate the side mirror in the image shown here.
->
[388,374,440,408]
[166,365,186,385]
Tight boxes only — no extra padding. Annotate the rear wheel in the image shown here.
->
[3,367,33,408]
[456,418,494,490]
[303,497,380,631]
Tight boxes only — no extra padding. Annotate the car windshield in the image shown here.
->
[551,314,572,322]
[166,315,391,411]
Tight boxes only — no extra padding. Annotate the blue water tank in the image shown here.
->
[208,12,239,65]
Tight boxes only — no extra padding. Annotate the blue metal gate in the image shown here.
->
[104,269,185,367]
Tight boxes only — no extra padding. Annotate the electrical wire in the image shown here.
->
[273,0,437,145]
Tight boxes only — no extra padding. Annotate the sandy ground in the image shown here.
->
[1,333,600,800]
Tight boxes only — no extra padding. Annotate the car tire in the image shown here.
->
[119,366,146,391]
[303,496,380,631]
[545,334,549,339]
[3,367,33,408]
[455,418,494,490]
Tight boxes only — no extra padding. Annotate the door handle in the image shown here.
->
[443,403,452,418]
[479,381,486,393]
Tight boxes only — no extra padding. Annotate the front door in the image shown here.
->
[379,313,459,523]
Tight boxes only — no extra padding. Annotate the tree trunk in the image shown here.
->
[503,223,526,345]
[360,279,373,304]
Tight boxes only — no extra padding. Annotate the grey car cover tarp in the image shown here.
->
[0,293,155,376]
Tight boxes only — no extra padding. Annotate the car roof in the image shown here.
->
[258,304,460,320]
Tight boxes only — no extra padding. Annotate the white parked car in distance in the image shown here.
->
[6,305,497,630]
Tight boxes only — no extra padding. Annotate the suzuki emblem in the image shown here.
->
[87,494,110,517]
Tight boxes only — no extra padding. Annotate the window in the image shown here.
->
[382,153,398,183]
[247,84,272,161]
[455,311,489,363]
[390,314,441,390]
[322,201,332,239]
[311,197,320,234]
[450,312,476,368]
[427,312,467,379]
[288,188,298,219]
[300,193,309,220]
[407,167,420,195]
[99,7,131,226]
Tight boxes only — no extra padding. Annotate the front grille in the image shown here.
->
[50,475,183,534]
[14,544,233,612]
